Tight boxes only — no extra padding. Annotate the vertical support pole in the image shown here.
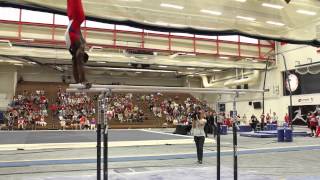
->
[232,93,238,180]
[84,20,87,40]
[103,124,108,180]
[282,54,293,129]
[262,58,269,124]
[258,40,261,58]
[113,25,117,48]
[141,29,145,48]
[52,14,55,41]
[216,97,221,180]
[193,34,196,53]
[97,99,101,180]
[103,90,110,180]
[18,9,22,39]
[168,32,172,52]
[216,36,219,55]
[217,122,221,180]
[237,35,241,57]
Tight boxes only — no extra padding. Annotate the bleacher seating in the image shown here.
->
[8,82,209,130]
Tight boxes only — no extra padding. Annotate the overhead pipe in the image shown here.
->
[201,75,221,88]
[224,70,260,88]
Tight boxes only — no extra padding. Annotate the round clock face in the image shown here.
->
[286,74,299,92]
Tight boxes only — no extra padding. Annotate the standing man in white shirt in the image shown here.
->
[192,109,207,164]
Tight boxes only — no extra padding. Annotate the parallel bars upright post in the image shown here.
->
[232,93,239,180]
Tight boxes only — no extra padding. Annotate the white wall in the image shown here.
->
[277,43,319,70]
[0,65,18,110]
[215,42,320,123]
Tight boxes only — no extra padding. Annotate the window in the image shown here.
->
[240,36,258,44]
[171,32,194,37]
[21,10,53,24]
[195,35,217,39]
[219,35,238,42]
[54,14,69,25]
[144,29,169,35]
[86,20,114,29]
[0,7,20,21]
[116,25,142,32]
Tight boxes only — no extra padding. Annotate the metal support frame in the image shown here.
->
[262,58,269,126]
[217,122,221,180]
[97,98,102,180]
[281,54,293,129]
[68,84,264,180]
[96,91,111,180]
[232,92,239,180]
[0,11,275,61]
[215,95,222,180]
[103,90,111,180]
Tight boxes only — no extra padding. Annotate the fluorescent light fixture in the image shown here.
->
[135,71,142,74]
[21,38,35,41]
[266,21,285,26]
[235,0,246,2]
[27,62,37,65]
[186,53,196,56]
[211,69,222,72]
[158,65,168,68]
[236,16,255,21]
[91,67,176,73]
[187,67,196,70]
[13,63,23,66]
[7,60,21,63]
[96,61,107,64]
[160,3,184,10]
[200,9,222,16]
[262,3,283,9]
[155,21,168,26]
[219,56,230,59]
[296,9,316,16]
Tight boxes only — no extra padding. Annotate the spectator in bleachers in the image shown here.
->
[55,89,96,130]
[272,112,278,124]
[266,113,271,124]
[8,90,49,130]
[90,117,96,130]
[17,116,25,130]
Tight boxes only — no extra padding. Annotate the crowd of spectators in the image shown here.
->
[139,93,210,126]
[9,88,318,134]
[6,90,49,130]
[107,93,145,123]
[52,88,96,130]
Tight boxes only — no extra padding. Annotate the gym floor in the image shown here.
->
[0,128,319,180]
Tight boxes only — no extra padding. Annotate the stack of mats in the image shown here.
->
[240,129,310,138]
